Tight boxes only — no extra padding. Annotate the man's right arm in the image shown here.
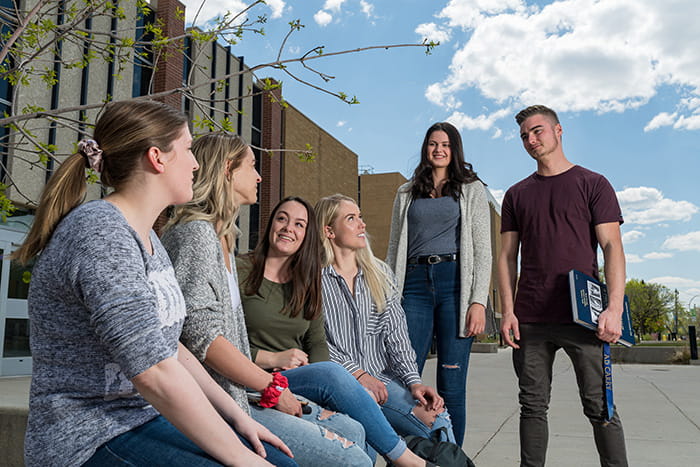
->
[498,231,521,349]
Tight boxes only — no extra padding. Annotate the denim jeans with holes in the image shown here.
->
[402,260,474,445]
[283,361,407,461]
[251,400,371,467]
[380,378,456,443]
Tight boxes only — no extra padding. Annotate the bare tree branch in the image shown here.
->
[0,0,48,64]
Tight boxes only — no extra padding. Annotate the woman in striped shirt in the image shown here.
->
[316,194,456,444]
[237,196,429,467]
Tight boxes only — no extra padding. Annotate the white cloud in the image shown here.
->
[626,253,643,263]
[428,0,700,130]
[662,231,700,252]
[682,97,700,111]
[438,0,526,30]
[323,0,346,12]
[643,252,673,260]
[181,0,285,24]
[649,276,700,290]
[644,112,677,132]
[622,230,645,244]
[617,186,698,225]
[182,0,249,24]
[624,251,673,263]
[489,188,505,206]
[265,0,286,18]
[645,97,700,131]
[425,83,461,109]
[359,1,375,18]
[337,120,347,127]
[674,114,700,130]
[415,23,451,44]
[314,10,333,27]
[446,108,511,132]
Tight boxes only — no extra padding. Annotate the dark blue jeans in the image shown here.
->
[402,260,474,445]
[83,415,298,466]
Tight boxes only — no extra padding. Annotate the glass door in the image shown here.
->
[0,228,32,376]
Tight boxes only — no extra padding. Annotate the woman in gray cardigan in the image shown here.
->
[386,121,492,445]
[162,133,371,466]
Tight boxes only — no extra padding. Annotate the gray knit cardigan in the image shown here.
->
[385,180,492,338]
[161,220,251,413]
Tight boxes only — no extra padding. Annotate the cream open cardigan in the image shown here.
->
[386,180,492,338]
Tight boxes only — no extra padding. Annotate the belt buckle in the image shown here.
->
[427,254,441,265]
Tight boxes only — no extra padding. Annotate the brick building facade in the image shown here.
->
[0,1,501,378]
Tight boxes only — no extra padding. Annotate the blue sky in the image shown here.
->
[182,0,700,308]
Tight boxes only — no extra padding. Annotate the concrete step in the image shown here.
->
[0,376,29,467]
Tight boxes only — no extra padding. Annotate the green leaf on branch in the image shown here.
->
[422,40,440,55]
[0,184,17,222]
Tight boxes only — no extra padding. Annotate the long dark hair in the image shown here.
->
[410,121,479,200]
[241,196,322,320]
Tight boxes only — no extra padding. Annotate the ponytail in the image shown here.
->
[12,153,87,264]
[13,99,188,264]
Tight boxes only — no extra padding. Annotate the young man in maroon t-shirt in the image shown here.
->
[498,105,629,467]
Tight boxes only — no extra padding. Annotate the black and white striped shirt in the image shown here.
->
[321,263,421,387]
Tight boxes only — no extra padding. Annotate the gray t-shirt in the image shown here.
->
[407,196,461,259]
[24,200,186,466]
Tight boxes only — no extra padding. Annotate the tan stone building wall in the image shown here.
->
[281,104,358,204]
[358,172,407,259]
[6,0,138,207]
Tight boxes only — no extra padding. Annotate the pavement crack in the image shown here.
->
[472,406,519,461]
[634,372,700,433]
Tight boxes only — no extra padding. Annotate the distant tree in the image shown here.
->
[625,279,673,340]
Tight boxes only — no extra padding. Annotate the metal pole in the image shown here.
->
[689,326,698,360]
[673,289,679,340]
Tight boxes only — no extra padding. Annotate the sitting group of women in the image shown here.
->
[19,99,491,467]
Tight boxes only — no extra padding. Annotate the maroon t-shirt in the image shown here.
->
[501,165,624,323]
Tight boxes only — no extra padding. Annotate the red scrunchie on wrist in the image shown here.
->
[259,372,289,408]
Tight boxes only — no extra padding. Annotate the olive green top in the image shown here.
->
[236,256,330,364]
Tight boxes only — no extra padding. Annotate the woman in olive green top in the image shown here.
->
[237,257,329,367]
[238,196,429,466]
[237,196,327,369]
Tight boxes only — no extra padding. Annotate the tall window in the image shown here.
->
[132,6,155,97]
[1,0,16,184]
[248,85,263,249]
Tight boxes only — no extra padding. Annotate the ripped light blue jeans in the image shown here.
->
[283,361,406,462]
[381,378,456,444]
[251,399,371,466]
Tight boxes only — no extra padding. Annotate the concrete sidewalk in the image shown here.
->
[422,347,700,466]
[2,348,699,466]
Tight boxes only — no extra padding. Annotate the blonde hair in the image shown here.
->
[166,133,249,248]
[13,100,188,264]
[316,193,394,313]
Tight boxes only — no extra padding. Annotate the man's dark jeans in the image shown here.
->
[513,324,628,467]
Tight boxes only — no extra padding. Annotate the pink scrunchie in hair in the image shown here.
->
[78,139,103,172]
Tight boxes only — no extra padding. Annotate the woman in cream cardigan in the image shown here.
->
[386,121,492,445]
